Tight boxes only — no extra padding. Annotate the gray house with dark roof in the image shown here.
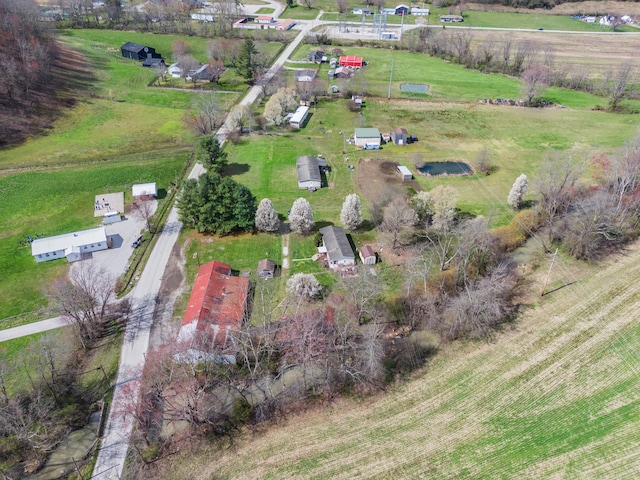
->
[318,226,355,269]
[121,42,162,61]
[296,156,322,190]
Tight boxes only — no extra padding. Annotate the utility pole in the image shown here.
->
[387,59,394,100]
[541,248,558,296]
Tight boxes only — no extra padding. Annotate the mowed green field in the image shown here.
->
[169,236,640,479]
[0,155,186,320]
[0,29,209,321]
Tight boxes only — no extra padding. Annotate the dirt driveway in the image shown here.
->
[356,157,423,206]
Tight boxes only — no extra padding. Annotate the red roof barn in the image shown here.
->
[339,55,364,68]
[176,260,249,363]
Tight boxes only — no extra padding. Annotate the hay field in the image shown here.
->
[165,236,640,479]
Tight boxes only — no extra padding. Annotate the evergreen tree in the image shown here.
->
[196,135,228,174]
[177,172,256,234]
[237,39,259,83]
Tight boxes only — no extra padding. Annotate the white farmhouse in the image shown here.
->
[31,226,111,263]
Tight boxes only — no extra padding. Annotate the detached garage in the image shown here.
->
[354,128,381,148]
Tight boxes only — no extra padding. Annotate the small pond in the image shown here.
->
[417,162,472,176]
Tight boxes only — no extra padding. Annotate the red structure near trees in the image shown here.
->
[339,55,364,68]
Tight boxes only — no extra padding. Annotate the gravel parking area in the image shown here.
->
[70,201,157,281]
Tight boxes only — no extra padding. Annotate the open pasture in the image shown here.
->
[0,155,186,321]
[167,234,640,479]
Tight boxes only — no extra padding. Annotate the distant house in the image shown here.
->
[188,64,225,82]
[168,62,184,78]
[391,127,408,145]
[352,7,371,14]
[440,14,463,22]
[142,57,165,68]
[275,18,296,30]
[176,260,249,364]
[258,258,276,278]
[411,6,430,15]
[120,42,161,61]
[395,4,410,15]
[307,50,325,63]
[583,16,596,23]
[296,155,322,190]
[318,226,355,269]
[132,182,157,200]
[354,127,381,148]
[397,165,412,181]
[32,226,111,263]
[359,245,377,265]
[295,69,317,82]
[339,55,364,68]
[290,105,309,128]
[256,15,274,24]
[191,12,216,22]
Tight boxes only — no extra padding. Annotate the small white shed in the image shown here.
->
[132,182,157,200]
[397,165,412,181]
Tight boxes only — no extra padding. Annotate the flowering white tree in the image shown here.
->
[286,273,321,300]
[255,198,280,232]
[508,173,528,209]
[340,193,363,231]
[263,87,297,126]
[431,185,457,231]
[289,198,314,234]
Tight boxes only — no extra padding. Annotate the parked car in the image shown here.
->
[131,235,143,248]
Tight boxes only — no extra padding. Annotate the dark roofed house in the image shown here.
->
[296,156,322,190]
[188,63,226,82]
[258,258,276,278]
[121,42,161,61]
[142,57,166,68]
[176,260,249,364]
[307,50,325,63]
[319,226,355,269]
[391,127,408,145]
[359,245,377,265]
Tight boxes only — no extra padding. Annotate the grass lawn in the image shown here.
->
[0,154,186,321]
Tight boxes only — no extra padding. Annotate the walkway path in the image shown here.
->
[0,317,66,342]
[282,234,290,270]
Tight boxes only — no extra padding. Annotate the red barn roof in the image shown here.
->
[339,55,363,67]
[178,260,249,353]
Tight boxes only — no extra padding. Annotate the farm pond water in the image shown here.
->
[417,162,472,176]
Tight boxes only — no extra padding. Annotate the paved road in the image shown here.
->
[92,15,321,477]
[92,207,183,480]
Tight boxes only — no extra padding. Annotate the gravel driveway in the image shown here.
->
[70,202,157,281]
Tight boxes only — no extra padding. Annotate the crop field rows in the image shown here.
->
[164,237,640,479]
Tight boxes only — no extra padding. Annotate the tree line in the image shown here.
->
[0,0,59,145]
[406,29,637,110]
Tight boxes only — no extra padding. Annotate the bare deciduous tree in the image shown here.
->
[521,65,548,106]
[534,152,587,227]
[50,262,115,348]
[379,197,416,252]
[134,199,156,232]
[339,266,382,323]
